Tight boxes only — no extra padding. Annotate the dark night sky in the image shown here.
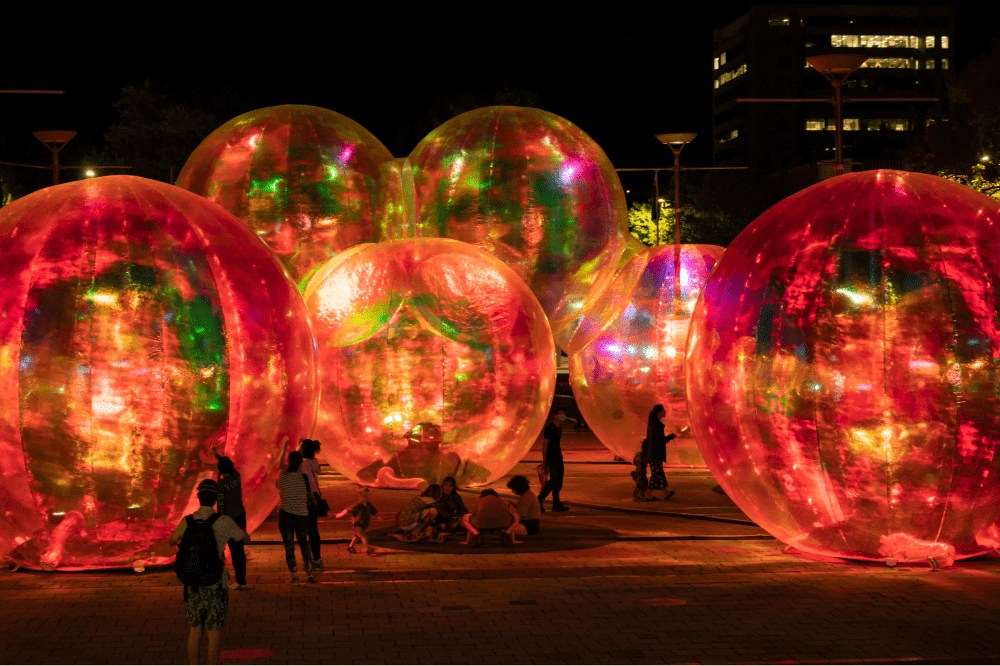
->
[2,2,998,196]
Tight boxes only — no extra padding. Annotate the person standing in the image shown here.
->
[215,454,248,590]
[170,479,249,665]
[537,408,571,512]
[646,404,677,501]
[275,451,315,585]
[299,439,324,571]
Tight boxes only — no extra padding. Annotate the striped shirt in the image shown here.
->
[278,471,310,516]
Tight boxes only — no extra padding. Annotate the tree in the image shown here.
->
[905,37,1000,200]
[627,201,697,246]
[86,81,255,183]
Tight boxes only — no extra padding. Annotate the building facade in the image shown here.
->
[712,4,954,177]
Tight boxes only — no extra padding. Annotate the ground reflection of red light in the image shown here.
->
[688,170,1000,564]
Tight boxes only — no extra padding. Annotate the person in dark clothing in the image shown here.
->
[537,408,572,511]
[439,476,468,530]
[215,454,248,589]
[646,404,677,501]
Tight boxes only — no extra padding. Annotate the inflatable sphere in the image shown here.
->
[570,244,724,464]
[0,176,317,571]
[406,106,631,338]
[556,234,650,356]
[304,238,555,487]
[177,105,404,289]
[686,170,1000,564]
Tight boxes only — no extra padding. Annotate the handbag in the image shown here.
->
[300,474,329,516]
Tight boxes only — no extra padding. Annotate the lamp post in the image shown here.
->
[656,133,698,243]
[0,131,130,187]
[738,54,939,177]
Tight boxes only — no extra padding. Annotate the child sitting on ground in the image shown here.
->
[336,487,378,555]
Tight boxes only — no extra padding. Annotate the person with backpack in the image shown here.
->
[169,478,250,666]
[215,454,248,590]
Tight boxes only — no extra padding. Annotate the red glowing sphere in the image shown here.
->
[177,105,404,289]
[304,238,555,487]
[687,171,1000,564]
[405,106,630,340]
[570,244,724,464]
[0,176,317,570]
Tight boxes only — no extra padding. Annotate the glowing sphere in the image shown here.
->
[305,238,555,487]
[687,171,1000,563]
[570,244,724,463]
[0,176,317,570]
[406,106,630,337]
[177,105,403,289]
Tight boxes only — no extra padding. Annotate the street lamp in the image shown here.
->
[806,55,867,175]
[656,133,697,245]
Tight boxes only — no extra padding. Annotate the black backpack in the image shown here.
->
[175,514,223,591]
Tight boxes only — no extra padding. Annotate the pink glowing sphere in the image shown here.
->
[570,244,724,464]
[177,105,405,289]
[687,171,1000,563]
[304,238,555,487]
[0,176,317,570]
[406,106,631,339]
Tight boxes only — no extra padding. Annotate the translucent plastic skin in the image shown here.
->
[570,245,724,463]
[406,106,630,338]
[0,176,317,570]
[686,171,1000,562]
[305,238,555,487]
[177,105,403,290]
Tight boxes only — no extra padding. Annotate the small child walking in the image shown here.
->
[336,487,378,555]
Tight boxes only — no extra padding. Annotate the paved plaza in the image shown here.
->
[1,431,998,665]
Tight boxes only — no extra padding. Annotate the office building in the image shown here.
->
[711,4,954,181]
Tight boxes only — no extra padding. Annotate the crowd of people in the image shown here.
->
[171,404,678,663]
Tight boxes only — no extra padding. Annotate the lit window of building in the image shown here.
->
[942,36,949,49]
[925,36,935,48]
[843,119,860,131]
[769,15,790,26]
[863,119,910,131]
[805,119,825,131]
[717,128,740,144]
[714,79,719,89]
[910,36,920,48]
[860,35,911,48]
[926,59,935,69]
[942,58,949,70]
[831,35,860,47]
[860,58,914,69]
[720,52,727,65]
[717,63,748,87]
[714,57,719,70]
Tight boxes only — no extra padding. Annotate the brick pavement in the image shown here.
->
[1,434,999,664]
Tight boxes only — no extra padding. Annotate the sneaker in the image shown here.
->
[540,504,546,513]
[290,576,299,586]
[307,573,315,583]
[312,559,324,571]
[665,490,676,500]
[229,583,247,591]
[553,504,570,512]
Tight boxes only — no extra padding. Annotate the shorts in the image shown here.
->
[184,571,229,630]
[520,518,540,535]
